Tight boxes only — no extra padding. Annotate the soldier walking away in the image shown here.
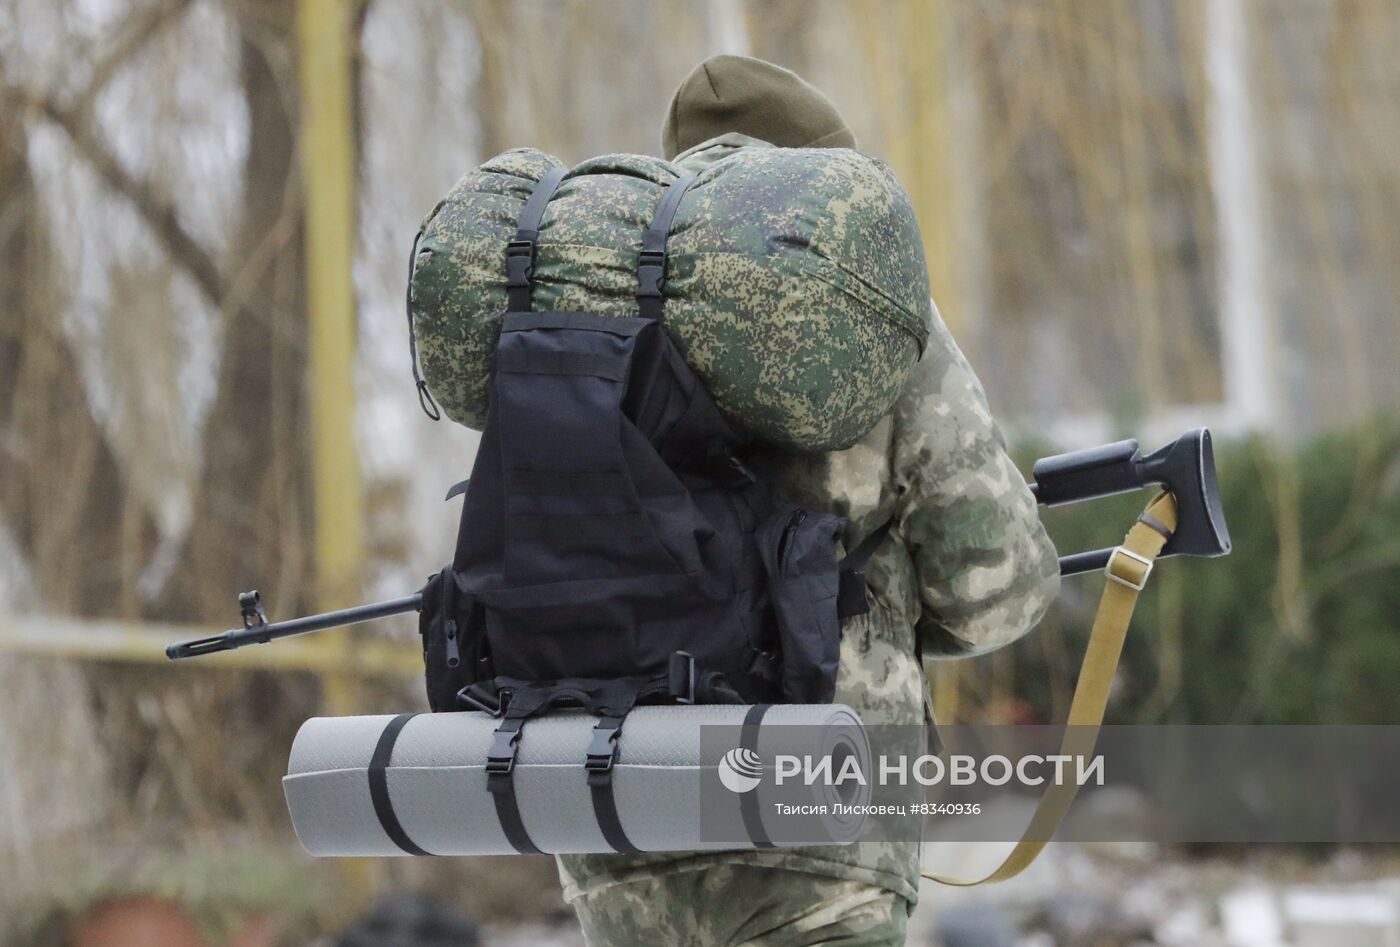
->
[557,55,1060,947]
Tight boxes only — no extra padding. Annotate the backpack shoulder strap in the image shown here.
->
[505,165,569,313]
[837,517,894,619]
[636,174,698,320]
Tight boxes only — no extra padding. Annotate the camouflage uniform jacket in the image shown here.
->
[556,133,1060,909]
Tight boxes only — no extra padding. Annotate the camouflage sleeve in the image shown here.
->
[892,306,1060,657]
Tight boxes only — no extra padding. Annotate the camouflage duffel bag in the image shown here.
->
[408,145,932,452]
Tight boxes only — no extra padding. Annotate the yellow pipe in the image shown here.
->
[297,0,374,910]
[298,0,364,611]
[902,0,961,336]
[905,0,964,723]
[0,615,421,676]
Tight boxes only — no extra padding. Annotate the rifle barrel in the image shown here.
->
[1058,548,1114,577]
[165,593,423,660]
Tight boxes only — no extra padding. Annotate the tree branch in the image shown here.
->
[2,83,228,308]
[69,0,196,125]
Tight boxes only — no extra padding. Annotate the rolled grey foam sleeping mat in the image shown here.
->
[284,704,869,857]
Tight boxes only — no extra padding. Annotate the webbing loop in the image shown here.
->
[636,174,698,320]
[485,716,542,854]
[586,713,640,854]
[505,166,568,313]
[368,713,432,856]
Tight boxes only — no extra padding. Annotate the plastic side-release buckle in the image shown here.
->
[635,249,666,299]
[1105,545,1153,592]
[585,724,621,774]
[505,239,535,288]
[585,719,624,789]
[485,727,522,777]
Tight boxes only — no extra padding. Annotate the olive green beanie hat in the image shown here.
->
[661,54,856,159]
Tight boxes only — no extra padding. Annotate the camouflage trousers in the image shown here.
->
[568,863,909,946]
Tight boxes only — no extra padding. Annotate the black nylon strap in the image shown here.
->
[368,713,432,856]
[636,174,698,320]
[501,311,647,337]
[485,717,543,854]
[837,572,871,620]
[587,714,640,853]
[738,703,775,849]
[837,517,895,619]
[488,784,540,855]
[494,349,628,381]
[841,517,894,572]
[506,166,568,313]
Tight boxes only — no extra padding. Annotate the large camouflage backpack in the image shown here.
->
[408,146,932,452]
[414,166,892,855]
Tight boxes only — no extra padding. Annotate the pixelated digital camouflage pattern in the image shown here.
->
[409,140,930,451]
[570,862,908,946]
[556,139,1061,924]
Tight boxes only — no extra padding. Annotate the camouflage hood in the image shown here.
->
[408,144,932,452]
[661,54,857,158]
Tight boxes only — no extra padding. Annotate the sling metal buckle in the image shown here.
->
[669,651,697,705]
[457,684,505,717]
[1105,546,1153,592]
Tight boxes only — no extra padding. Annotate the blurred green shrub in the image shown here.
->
[1008,419,1400,725]
[5,842,326,947]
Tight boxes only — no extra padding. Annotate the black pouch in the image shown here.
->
[417,567,487,712]
[756,505,847,704]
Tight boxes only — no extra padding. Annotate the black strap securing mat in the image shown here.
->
[485,717,542,854]
[506,166,569,313]
[636,174,699,320]
[738,703,775,849]
[586,713,640,853]
[368,713,432,856]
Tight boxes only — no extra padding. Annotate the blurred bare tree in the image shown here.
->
[156,0,315,622]
[1,0,1399,937]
